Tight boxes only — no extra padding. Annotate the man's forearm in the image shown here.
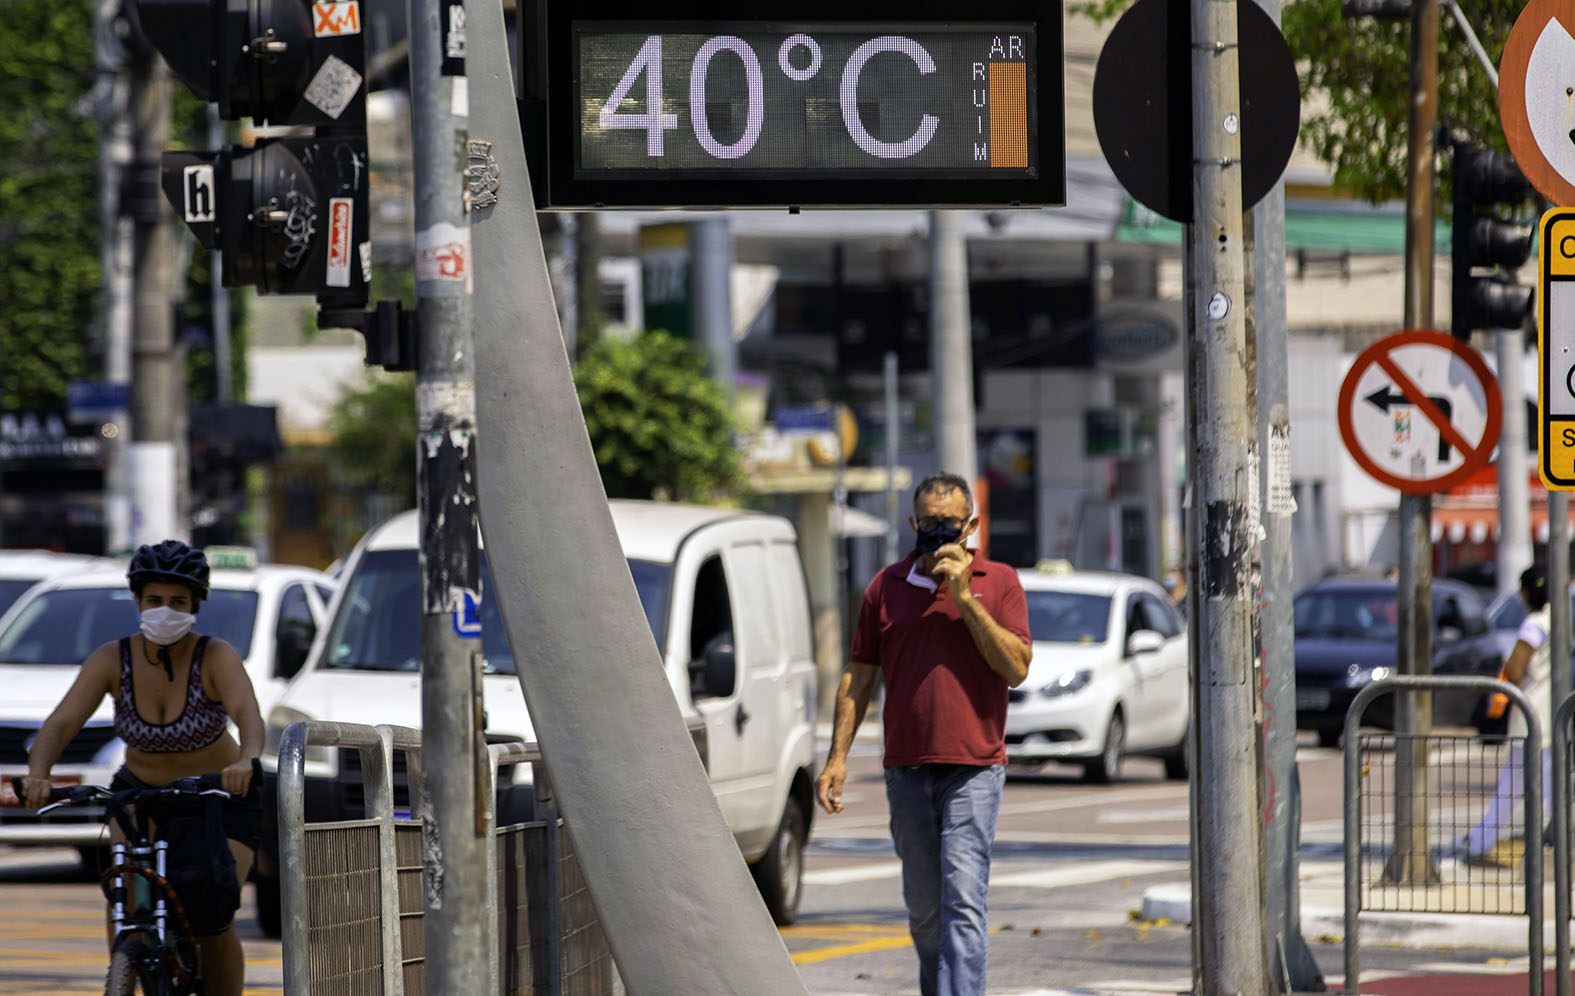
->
[957,594,1030,685]
[827,666,877,764]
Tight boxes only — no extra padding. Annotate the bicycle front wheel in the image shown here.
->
[105,938,159,996]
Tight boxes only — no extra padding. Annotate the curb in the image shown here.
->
[1139,881,1551,951]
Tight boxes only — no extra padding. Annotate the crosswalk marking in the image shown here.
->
[806,858,1188,889]
[992,860,1189,889]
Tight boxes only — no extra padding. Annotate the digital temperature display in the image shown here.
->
[576,26,1037,175]
[527,1,1065,208]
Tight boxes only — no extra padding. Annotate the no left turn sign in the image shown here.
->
[1338,330,1502,494]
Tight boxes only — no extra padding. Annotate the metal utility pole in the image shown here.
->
[96,0,134,554]
[410,0,486,991]
[1496,328,1532,599]
[127,52,184,545]
[929,211,977,479]
[1249,0,1323,979]
[1185,0,1270,991]
[691,217,735,392]
[884,351,902,563]
[1389,0,1440,885]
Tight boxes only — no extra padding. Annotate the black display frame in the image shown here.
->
[522,0,1065,209]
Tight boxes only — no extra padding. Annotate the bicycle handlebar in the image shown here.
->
[7,770,234,814]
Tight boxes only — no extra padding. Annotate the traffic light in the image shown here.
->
[1451,142,1536,339]
[130,0,413,368]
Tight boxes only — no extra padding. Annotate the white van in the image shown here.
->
[263,500,819,925]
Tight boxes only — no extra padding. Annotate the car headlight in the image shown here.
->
[265,707,330,765]
[1345,664,1391,687]
[1039,669,1094,698]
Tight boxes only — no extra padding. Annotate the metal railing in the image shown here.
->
[277,721,616,996]
[1549,692,1575,996]
[1342,676,1543,996]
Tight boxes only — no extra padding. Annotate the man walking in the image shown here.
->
[816,472,1032,996]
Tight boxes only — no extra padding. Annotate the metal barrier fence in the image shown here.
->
[1343,676,1543,996]
[1550,692,1575,996]
[277,722,617,996]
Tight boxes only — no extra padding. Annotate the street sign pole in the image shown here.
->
[1538,216,1575,996]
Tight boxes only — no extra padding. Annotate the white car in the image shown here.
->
[0,550,106,618]
[1005,564,1190,782]
[0,558,336,854]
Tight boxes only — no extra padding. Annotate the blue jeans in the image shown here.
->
[884,763,1005,996]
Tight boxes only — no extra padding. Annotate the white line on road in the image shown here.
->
[804,861,906,886]
[819,786,1187,832]
[991,860,1189,889]
[806,858,1188,889]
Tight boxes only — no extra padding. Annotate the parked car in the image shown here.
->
[261,501,819,929]
[1004,563,1189,783]
[0,550,104,617]
[0,556,336,863]
[1293,576,1503,745]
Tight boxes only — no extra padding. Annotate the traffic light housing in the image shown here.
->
[1451,143,1535,339]
[131,0,410,367]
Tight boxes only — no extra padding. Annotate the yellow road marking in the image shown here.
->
[790,935,913,964]
[778,923,908,938]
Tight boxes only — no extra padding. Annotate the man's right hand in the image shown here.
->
[815,760,847,815]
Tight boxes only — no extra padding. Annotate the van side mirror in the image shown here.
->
[276,628,311,680]
[689,632,736,699]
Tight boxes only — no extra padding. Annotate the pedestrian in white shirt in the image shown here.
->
[1461,566,1553,860]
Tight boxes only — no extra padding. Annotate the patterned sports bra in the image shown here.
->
[114,636,230,753]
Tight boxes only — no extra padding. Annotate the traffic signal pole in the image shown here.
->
[1185,0,1270,990]
[409,0,487,991]
[1385,0,1440,888]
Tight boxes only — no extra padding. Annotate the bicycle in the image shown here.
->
[9,773,234,996]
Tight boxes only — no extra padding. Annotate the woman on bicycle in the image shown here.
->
[22,540,264,996]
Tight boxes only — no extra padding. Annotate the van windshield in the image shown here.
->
[321,549,671,673]
[0,586,259,664]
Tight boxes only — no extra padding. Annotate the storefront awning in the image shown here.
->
[1115,198,1452,255]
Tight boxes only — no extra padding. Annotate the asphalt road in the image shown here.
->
[0,736,1550,996]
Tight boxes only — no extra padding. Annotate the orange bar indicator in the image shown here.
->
[988,62,1027,168]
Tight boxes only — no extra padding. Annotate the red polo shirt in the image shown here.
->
[850,552,1030,767]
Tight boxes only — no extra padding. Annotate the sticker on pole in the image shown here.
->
[312,0,360,37]
[1337,329,1502,494]
[452,589,481,638]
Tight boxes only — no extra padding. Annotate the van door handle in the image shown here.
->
[735,703,751,735]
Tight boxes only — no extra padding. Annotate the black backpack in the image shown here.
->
[149,794,240,938]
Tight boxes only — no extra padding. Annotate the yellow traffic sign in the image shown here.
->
[1540,208,1575,489]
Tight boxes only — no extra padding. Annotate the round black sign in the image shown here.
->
[1092,0,1301,223]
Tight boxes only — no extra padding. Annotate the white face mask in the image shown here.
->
[140,606,196,646]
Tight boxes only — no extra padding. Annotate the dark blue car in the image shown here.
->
[1294,576,1504,746]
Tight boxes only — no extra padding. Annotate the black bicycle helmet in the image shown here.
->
[127,540,211,599]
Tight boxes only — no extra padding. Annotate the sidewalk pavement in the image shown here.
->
[1140,844,1557,952]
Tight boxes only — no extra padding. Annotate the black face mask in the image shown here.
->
[915,523,964,555]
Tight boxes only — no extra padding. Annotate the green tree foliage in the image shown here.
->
[327,371,417,503]
[325,331,743,506]
[574,331,744,501]
[0,0,98,409]
[1282,0,1519,203]
[1069,0,1518,203]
